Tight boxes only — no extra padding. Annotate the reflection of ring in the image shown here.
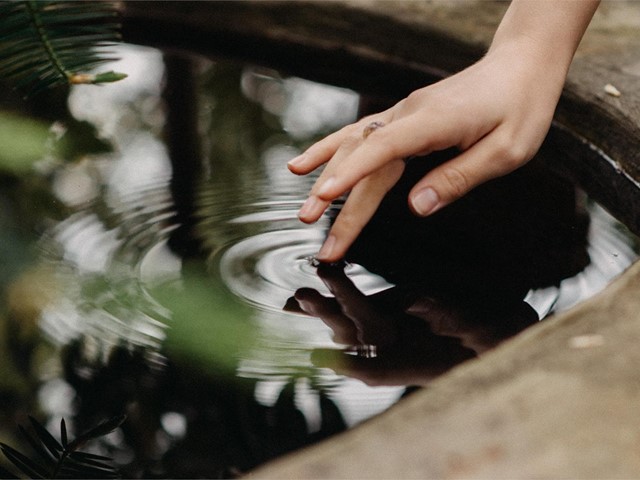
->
[362,121,385,139]
[346,344,378,358]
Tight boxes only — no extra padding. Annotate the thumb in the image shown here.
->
[408,133,529,216]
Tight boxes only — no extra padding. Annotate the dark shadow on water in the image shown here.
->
[346,148,590,300]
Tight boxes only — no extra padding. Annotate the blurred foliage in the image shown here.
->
[0,110,112,174]
[0,47,358,479]
[155,265,257,377]
[0,111,50,174]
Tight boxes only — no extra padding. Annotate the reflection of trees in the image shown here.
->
[63,341,346,478]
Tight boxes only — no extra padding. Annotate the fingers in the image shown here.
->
[297,111,450,226]
[317,266,397,346]
[297,195,330,224]
[316,159,405,262]
[310,113,454,203]
[287,108,395,175]
[294,288,359,344]
[409,126,534,216]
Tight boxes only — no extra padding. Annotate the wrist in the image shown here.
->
[488,0,599,73]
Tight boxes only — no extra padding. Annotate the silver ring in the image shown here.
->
[346,344,378,358]
[362,121,385,139]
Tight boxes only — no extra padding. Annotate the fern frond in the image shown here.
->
[0,0,127,96]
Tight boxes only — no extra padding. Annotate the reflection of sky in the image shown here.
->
[241,69,360,140]
[64,44,172,208]
[67,44,165,141]
[280,78,359,139]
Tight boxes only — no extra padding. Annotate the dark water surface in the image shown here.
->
[1,45,638,477]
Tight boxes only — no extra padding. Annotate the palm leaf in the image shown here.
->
[0,0,127,96]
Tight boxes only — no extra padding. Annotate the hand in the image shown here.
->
[285,265,538,385]
[286,265,476,386]
[288,41,563,262]
[287,0,599,263]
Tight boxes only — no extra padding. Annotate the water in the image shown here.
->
[0,44,638,477]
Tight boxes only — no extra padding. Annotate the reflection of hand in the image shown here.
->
[404,295,538,355]
[287,265,476,386]
[286,265,538,386]
[288,1,599,263]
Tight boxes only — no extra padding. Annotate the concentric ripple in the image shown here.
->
[219,226,393,312]
[39,179,178,350]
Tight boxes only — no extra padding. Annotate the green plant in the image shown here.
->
[0,0,126,97]
[0,415,125,479]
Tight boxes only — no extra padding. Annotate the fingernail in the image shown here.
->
[411,187,440,216]
[317,235,337,261]
[298,196,319,219]
[287,154,306,169]
[317,177,336,198]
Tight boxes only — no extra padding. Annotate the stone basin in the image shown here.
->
[120,1,640,477]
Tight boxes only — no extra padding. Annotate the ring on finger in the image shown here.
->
[362,121,385,139]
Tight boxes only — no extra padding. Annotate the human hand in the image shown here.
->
[288,39,568,262]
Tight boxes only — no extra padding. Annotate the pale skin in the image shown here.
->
[288,0,600,263]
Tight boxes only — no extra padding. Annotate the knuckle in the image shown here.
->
[493,134,533,170]
[334,208,363,233]
[440,166,471,199]
[340,303,362,320]
[405,87,431,105]
[340,132,361,150]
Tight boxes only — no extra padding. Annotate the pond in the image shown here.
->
[0,44,638,478]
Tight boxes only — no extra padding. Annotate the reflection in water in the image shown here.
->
[2,44,638,477]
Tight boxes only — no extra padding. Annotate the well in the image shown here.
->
[118,1,640,477]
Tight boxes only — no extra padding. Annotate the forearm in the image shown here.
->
[490,0,600,72]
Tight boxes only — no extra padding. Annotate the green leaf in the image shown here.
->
[157,267,258,377]
[60,419,68,449]
[67,451,117,470]
[0,416,123,479]
[0,110,50,173]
